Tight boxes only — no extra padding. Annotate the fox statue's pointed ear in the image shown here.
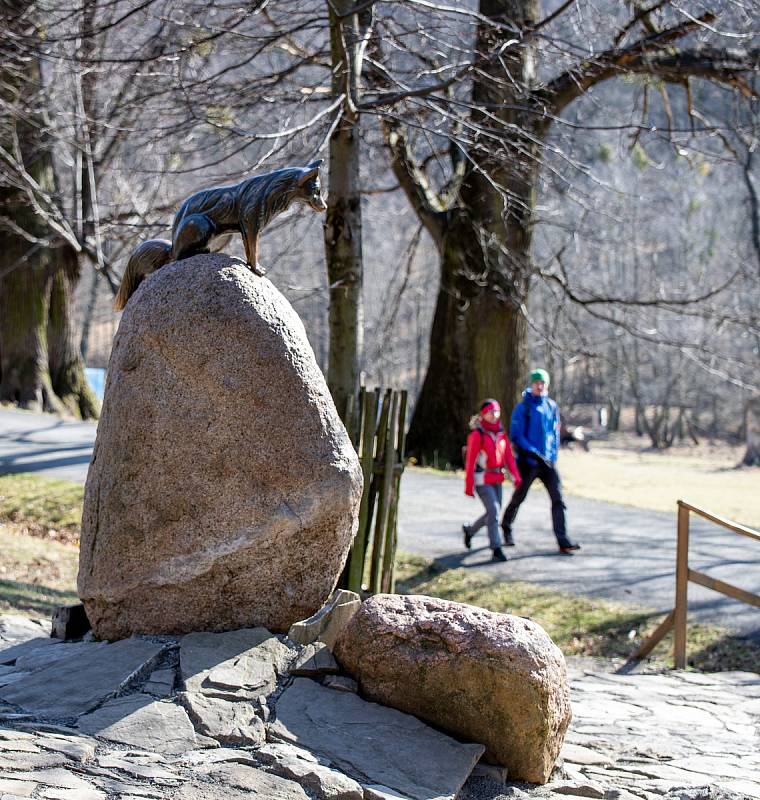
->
[297,159,323,186]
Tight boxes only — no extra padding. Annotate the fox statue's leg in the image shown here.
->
[241,224,266,277]
[173,213,215,261]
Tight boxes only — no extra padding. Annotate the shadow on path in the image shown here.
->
[0,453,93,476]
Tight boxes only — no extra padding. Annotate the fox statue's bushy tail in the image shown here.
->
[113,239,172,311]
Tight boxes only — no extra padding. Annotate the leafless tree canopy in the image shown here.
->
[0,0,758,454]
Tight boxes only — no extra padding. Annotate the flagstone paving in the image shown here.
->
[0,618,757,800]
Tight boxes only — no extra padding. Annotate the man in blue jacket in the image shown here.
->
[501,368,581,554]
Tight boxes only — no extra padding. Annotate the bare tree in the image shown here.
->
[0,0,99,416]
[0,0,334,416]
[324,0,372,421]
[369,0,759,462]
[3,0,759,451]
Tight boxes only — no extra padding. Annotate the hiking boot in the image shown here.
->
[492,547,508,562]
[558,541,581,554]
[500,522,515,546]
[462,525,473,550]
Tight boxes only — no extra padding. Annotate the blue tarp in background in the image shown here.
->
[85,368,106,402]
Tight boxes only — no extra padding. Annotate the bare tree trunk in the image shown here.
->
[79,268,99,362]
[404,0,539,463]
[742,396,760,466]
[743,150,760,275]
[0,257,62,413]
[406,214,528,463]
[0,236,98,418]
[48,248,100,418]
[0,0,98,418]
[324,0,368,423]
[634,402,644,437]
[414,293,423,398]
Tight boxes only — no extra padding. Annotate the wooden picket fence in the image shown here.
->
[339,386,408,595]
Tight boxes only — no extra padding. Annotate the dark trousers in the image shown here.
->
[501,457,570,547]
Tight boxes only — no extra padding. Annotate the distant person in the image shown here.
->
[462,399,522,562]
[500,369,581,554]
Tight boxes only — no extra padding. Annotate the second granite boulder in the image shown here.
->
[334,594,572,784]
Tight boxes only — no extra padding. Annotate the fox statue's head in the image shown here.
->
[295,159,327,212]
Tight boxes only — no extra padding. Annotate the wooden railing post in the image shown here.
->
[342,385,407,596]
[673,501,690,668]
[626,499,759,670]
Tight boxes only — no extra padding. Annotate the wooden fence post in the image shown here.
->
[382,390,408,593]
[346,389,379,592]
[370,391,397,594]
[673,501,690,668]
[626,499,759,670]
[342,385,407,596]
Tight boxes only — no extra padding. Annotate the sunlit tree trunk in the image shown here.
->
[0,0,99,418]
[405,0,539,463]
[743,396,760,466]
[48,248,100,417]
[406,213,529,463]
[323,0,370,425]
[0,258,60,412]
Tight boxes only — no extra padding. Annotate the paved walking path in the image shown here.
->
[1,408,758,639]
[397,468,760,640]
[0,408,96,483]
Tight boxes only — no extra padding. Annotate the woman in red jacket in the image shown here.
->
[463,399,522,562]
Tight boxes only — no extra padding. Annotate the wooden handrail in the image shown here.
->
[629,500,759,669]
[688,569,760,609]
[678,500,760,543]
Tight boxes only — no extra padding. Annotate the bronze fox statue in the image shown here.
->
[114,160,326,311]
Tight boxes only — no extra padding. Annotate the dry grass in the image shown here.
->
[559,434,760,529]
[0,473,82,617]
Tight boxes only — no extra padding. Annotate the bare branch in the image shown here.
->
[382,118,446,250]
[539,263,741,308]
[545,12,760,114]
[530,0,578,36]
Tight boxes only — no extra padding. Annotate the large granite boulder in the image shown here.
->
[333,594,572,784]
[79,254,362,640]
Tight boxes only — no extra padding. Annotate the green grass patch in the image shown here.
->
[395,553,760,673]
[0,473,84,534]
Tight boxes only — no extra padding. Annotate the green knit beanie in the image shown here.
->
[529,368,550,386]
